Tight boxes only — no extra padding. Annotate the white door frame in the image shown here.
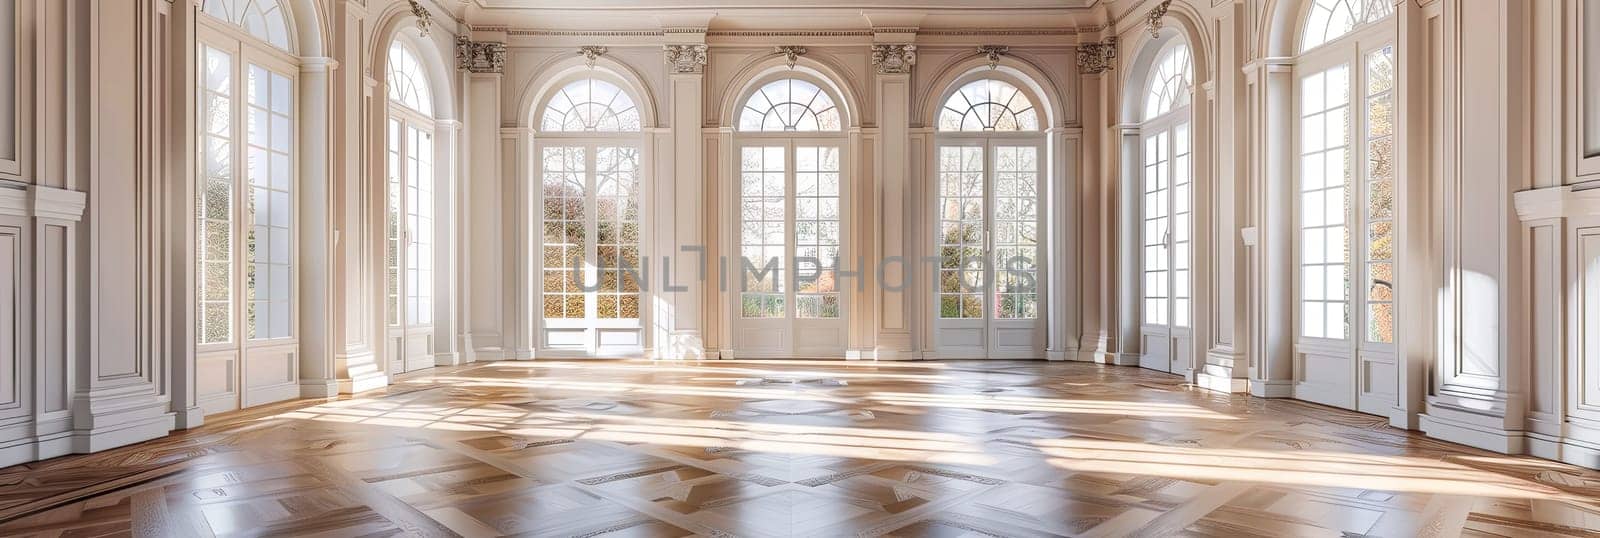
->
[929,134,1047,359]
[726,137,849,359]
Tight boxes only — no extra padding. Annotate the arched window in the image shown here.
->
[201,0,292,51]
[196,0,300,413]
[1300,0,1393,52]
[937,79,1039,132]
[384,38,437,374]
[730,76,846,358]
[932,75,1045,359]
[738,78,841,132]
[535,76,646,356]
[1137,40,1194,375]
[541,78,640,132]
[386,41,432,115]
[1144,43,1191,120]
[1294,0,1396,413]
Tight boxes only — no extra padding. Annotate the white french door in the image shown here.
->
[932,140,1045,359]
[195,23,301,414]
[385,116,435,373]
[731,141,846,358]
[537,141,646,356]
[1139,119,1193,374]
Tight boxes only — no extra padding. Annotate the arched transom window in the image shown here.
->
[542,78,641,132]
[201,0,292,51]
[1144,42,1192,120]
[938,78,1040,132]
[1301,0,1394,52]
[386,41,433,115]
[738,78,841,132]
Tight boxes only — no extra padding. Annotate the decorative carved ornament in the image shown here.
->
[1146,0,1174,38]
[870,44,917,75]
[578,46,608,68]
[774,46,807,69]
[456,36,506,74]
[408,0,432,37]
[664,44,708,74]
[1077,37,1117,75]
[976,45,1009,69]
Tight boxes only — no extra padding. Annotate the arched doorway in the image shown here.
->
[929,74,1048,359]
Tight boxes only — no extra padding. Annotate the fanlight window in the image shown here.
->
[541,78,641,132]
[386,42,433,115]
[1301,0,1394,52]
[738,78,842,132]
[938,78,1040,132]
[201,0,292,51]
[1144,43,1192,120]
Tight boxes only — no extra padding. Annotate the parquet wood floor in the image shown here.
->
[1,360,1597,537]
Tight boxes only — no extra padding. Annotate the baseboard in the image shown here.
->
[667,332,707,360]
[1195,371,1248,393]
[1526,432,1600,470]
[1248,379,1294,398]
[174,405,206,430]
[434,352,462,367]
[1046,350,1069,361]
[299,379,340,399]
[0,433,71,469]
[1418,411,1526,454]
[70,412,176,454]
[339,371,390,394]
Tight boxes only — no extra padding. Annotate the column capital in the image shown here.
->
[870,44,917,75]
[456,35,507,74]
[1077,37,1117,75]
[664,44,708,75]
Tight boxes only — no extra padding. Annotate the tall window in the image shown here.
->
[935,78,1042,321]
[537,76,644,354]
[1140,42,1193,332]
[385,41,435,343]
[737,78,843,320]
[197,1,297,346]
[730,77,846,357]
[932,75,1045,359]
[1296,1,1395,345]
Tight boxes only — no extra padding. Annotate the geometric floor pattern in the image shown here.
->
[1,360,1598,537]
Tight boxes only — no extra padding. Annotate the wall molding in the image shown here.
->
[1514,183,1600,221]
[0,185,87,222]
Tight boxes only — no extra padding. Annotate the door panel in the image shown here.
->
[1139,122,1191,373]
[731,143,846,358]
[932,142,1044,359]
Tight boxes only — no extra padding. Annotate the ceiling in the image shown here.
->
[448,0,1109,33]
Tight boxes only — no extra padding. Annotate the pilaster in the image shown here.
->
[664,40,708,359]
[871,39,916,360]
[330,0,385,394]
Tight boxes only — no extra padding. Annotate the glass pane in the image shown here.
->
[938,146,985,319]
[197,46,235,344]
[937,78,1039,132]
[244,64,294,340]
[542,146,587,319]
[740,146,785,318]
[542,78,641,132]
[738,79,841,132]
[796,146,841,318]
[597,146,641,319]
[994,146,1038,319]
